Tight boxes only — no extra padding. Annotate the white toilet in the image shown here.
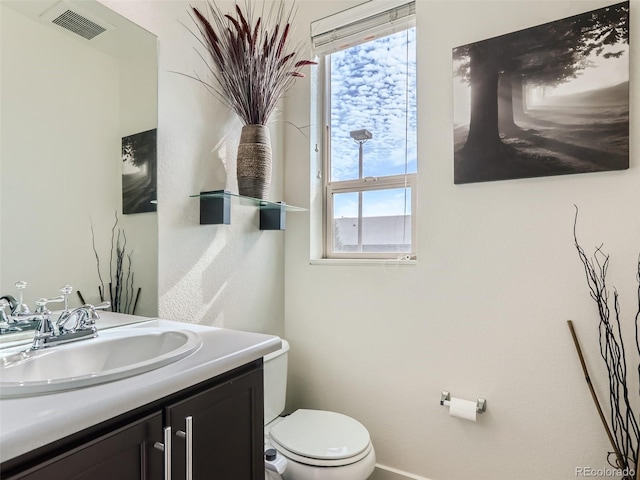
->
[263,339,376,480]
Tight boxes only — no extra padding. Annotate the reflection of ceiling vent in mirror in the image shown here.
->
[51,10,105,40]
[40,1,113,41]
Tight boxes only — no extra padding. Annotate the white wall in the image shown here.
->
[118,31,159,318]
[103,0,285,336]
[98,0,638,478]
[284,1,639,479]
[1,5,119,308]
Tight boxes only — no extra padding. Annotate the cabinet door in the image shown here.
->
[167,368,264,480]
[4,412,164,480]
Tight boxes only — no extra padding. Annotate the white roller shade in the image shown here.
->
[311,0,415,56]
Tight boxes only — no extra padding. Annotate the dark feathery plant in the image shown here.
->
[187,0,316,126]
[573,207,640,479]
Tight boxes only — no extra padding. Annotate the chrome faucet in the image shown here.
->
[0,295,18,314]
[11,281,31,317]
[1,281,30,318]
[0,282,43,333]
[0,302,13,332]
[32,301,110,349]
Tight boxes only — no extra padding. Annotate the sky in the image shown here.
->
[330,28,417,181]
[329,28,417,219]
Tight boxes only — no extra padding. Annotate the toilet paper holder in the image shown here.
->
[440,391,486,414]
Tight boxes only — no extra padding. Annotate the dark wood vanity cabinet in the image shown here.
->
[168,365,264,480]
[1,412,164,480]
[2,361,264,480]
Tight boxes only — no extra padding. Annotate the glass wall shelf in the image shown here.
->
[190,191,307,212]
[191,190,307,230]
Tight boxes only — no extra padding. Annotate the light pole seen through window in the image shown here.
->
[349,129,372,251]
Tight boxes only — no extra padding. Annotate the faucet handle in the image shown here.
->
[13,281,30,315]
[31,308,55,349]
[93,301,111,312]
[32,298,55,334]
[82,301,110,323]
[0,303,9,325]
[59,301,110,334]
[81,301,110,328]
[34,296,65,315]
[59,285,73,312]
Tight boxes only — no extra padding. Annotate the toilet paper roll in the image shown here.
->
[449,397,477,422]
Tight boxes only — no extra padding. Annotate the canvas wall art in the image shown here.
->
[453,1,629,184]
[122,128,157,214]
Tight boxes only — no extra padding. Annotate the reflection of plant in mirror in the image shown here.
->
[90,212,141,315]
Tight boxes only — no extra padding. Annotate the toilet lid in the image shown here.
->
[269,409,371,461]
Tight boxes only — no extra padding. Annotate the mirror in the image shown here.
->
[0,0,158,340]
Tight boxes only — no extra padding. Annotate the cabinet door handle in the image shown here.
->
[176,416,193,480]
[154,426,172,480]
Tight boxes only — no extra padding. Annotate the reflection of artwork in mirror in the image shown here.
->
[122,129,157,214]
[452,1,629,184]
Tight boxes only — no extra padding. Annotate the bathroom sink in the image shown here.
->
[0,327,202,398]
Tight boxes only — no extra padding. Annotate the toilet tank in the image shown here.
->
[263,338,289,425]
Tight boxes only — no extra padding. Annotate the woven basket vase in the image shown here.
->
[236,124,272,200]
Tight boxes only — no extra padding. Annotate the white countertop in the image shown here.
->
[0,315,281,463]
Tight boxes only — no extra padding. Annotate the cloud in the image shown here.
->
[329,28,417,181]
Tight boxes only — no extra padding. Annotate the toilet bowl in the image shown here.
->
[264,340,375,480]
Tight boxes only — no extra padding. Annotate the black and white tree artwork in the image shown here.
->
[122,129,157,214]
[453,1,629,184]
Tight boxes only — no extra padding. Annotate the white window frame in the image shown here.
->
[325,173,417,260]
[315,2,417,260]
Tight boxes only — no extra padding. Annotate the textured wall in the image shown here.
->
[284,1,639,479]
[99,0,639,477]
[104,0,285,336]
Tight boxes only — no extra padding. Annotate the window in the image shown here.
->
[312,1,417,260]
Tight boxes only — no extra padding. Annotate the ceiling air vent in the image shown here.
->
[51,9,106,40]
[40,1,113,41]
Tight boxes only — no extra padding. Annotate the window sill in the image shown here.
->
[309,258,417,267]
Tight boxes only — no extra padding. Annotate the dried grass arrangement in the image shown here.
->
[189,0,316,126]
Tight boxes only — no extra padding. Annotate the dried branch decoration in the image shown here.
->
[573,206,640,479]
[187,0,316,125]
[91,212,141,315]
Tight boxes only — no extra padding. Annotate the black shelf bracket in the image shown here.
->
[193,191,305,229]
[259,203,286,230]
[200,190,231,225]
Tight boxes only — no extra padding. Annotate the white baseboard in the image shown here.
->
[369,464,432,480]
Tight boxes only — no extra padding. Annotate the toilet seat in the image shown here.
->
[268,409,372,467]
